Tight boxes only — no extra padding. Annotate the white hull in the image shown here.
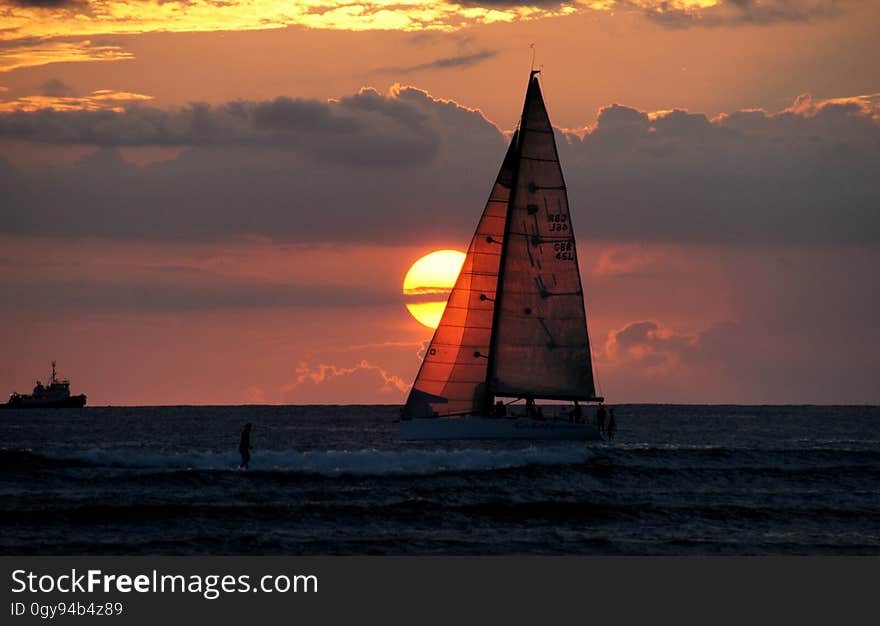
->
[399,416,603,441]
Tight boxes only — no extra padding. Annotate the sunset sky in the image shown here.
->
[1,0,878,405]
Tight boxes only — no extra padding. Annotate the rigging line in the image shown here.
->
[484,341,589,349]
[419,360,488,366]
[536,317,558,350]
[508,232,575,242]
[428,342,496,348]
[520,155,559,163]
[416,378,488,384]
[537,290,584,298]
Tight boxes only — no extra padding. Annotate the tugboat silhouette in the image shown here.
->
[4,361,87,408]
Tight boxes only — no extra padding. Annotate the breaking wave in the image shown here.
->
[1,446,593,477]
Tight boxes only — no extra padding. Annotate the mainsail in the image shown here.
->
[404,71,597,419]
[487,72,596,404]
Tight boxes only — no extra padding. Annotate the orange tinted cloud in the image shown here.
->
[603,320,699,373]
[0,39,133,72]
[784,92,880,124]
[0,89,152,112]
[0,1,571,50]
[631,0,841,27]
[1,1,847,71]
[288,359,410,402]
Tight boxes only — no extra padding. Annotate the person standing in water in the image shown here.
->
[573,401,583,424]
[596,403,607,435]
[607,408,617,440]
[238,423,252,470]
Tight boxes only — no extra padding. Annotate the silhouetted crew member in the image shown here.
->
[607,408,617,439]
[239,423,252,469]
[525,396,537,418]
[495,399,507,418]
[596,403,607,435]
[573,401,583,424]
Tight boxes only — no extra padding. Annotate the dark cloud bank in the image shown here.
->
[1,85,877,245]
[446,0,845,27]
[634,0,844,28]
[376,49,498,74]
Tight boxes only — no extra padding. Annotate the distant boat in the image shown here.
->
[4,361,87,409]
[400,70,603,440]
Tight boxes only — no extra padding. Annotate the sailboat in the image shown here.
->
[400,70,604,441]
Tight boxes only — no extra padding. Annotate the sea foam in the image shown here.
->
[62,446,592,476]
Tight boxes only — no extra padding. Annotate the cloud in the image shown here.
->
[592,245,681,277]
[0,2,853,72]
[557,92,880,244]
[1,87,878,245]
[376,50,498,74]
[604,320,701,372]
[0,1,567,71]
[0,276,397,314]
[447,0,846,28]
[592,238,880,403]
[0,85,506,243]
[0,86,492,165]
[0,88,153,112]
[40,78,74,97]
[282,360,410,404]
[448,0,570,7]
[632,0,845,28]
[0,235,408,313]
[9,0,83,6]
[0,39,133,72]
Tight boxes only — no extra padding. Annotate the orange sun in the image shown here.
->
[403,249,466,328]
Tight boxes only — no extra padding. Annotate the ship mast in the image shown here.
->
[481,70,539,416]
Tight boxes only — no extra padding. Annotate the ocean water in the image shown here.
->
[1,404,878,555]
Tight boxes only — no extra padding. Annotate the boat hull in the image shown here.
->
[3,394,87,409]
[399,416,602,441]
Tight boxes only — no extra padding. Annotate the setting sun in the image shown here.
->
[402,249,466,328]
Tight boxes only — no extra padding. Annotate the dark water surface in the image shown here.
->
[1,405,878,554]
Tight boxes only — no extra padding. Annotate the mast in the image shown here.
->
[482,70,538,416]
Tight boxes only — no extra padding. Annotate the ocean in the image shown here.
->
[1,405,878,555]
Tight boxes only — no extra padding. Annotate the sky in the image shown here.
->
[1,0,878,405]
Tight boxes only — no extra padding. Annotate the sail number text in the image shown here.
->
[553,241,574,261]
[547,213,568,232]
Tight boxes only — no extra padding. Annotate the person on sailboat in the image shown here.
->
[607,408,617,439]
[494,400,507,418]
[238,423,252,470]
[525,396,537,418]
[596,403,607,435]
[572,401,583,424]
